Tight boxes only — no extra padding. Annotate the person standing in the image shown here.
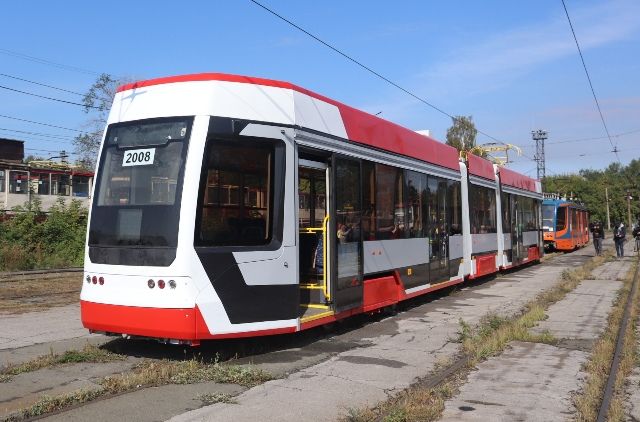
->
[614,221,626,258]
[633,220,640,253]
[591,220,604,256]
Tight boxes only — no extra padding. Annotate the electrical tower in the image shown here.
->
[532,130,547,181]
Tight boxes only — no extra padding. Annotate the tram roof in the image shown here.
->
[498,166,541,194]
[117,73,461,171]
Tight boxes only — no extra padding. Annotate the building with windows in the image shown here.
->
[0,138,94,211]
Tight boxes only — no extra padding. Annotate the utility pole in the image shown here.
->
[59,150,68,164]
[532,129,547,184]
[605,187,611,230]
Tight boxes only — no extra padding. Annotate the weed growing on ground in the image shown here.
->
[342,252,612,422]
[198,392,237,405]
[0,344,122,381]
[573,259,638,421]
[4,357,272,422]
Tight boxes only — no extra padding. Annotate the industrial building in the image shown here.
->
[0,138,94,211]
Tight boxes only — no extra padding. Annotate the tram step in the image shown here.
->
[300,286,326,304]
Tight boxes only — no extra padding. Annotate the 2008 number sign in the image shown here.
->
[122,148,155,167]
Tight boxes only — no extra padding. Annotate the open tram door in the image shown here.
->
[297,157,332,320]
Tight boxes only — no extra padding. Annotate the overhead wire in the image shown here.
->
[0,114,86,133]
[0,127,76,142]
[0,48,101,76]
[560,0,619,162]
[0,84,99,109]
[0,73,85,97]
[249,0,506,145]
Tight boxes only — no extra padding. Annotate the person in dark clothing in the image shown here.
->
[633,220,640,253]
[590,220,605,256]
[614,221,626,258]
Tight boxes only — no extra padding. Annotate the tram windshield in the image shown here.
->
[89,117,192,247]
[542,204,554,231]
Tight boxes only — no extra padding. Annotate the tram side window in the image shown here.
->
[375,164,405,239]
[519,196,538,230]
[405,170,427,238]
[361,161,376,240]
[196,140,275,247]
[469,184,497,233]
[447,180,462,235]
[501,192,511,232]
[556,207,567,231]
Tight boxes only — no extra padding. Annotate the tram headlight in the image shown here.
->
[168,280,177,289]
[147,279,155,289]
[157,279,165,289]
[86,275,91,283]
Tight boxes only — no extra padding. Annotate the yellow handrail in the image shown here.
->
[299,215,330,303]
[321,215,330,302]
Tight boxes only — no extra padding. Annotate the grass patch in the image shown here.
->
[573,258,638,421]
[198,392,237,405]
[4,358,272,421]
[342,251,613,422]
[0,343,123,381]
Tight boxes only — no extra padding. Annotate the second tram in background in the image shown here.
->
[542,196,589,251]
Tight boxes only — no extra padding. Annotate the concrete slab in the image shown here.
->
[440,254,625,422]
[590,257,634,281]
[0,304,94,351]
[43,382,246,422]
[532,278,622,345]
[0,361,138,417]
[169,248,598,422]
[440,342,588,422]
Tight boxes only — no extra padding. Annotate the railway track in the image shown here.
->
[0,268,82,282]
[597,255,640,422]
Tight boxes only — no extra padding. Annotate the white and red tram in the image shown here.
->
[80,73,542,345]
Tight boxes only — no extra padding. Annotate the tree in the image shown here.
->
[446,116,478,153]
[73,73,128,167]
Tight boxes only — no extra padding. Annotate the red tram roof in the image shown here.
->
[499,166,539,193]
[467,154,495,181]
[117,73,461,171]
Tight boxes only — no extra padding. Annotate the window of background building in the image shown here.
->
[72,176,90,197]
[9,171,27,194]
[30,173,50,195]
[0,170,5,193]
[51,174,70,196]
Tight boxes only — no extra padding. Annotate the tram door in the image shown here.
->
[298,160,329,312]
[428,177,449,283]
[332,157,363,312]
[511,195,524,265]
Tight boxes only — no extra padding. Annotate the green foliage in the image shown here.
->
[544,158,640,226]
[0,198,87,271]
[446,116,478,152]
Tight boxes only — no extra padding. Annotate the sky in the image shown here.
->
[1,0,639,178]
